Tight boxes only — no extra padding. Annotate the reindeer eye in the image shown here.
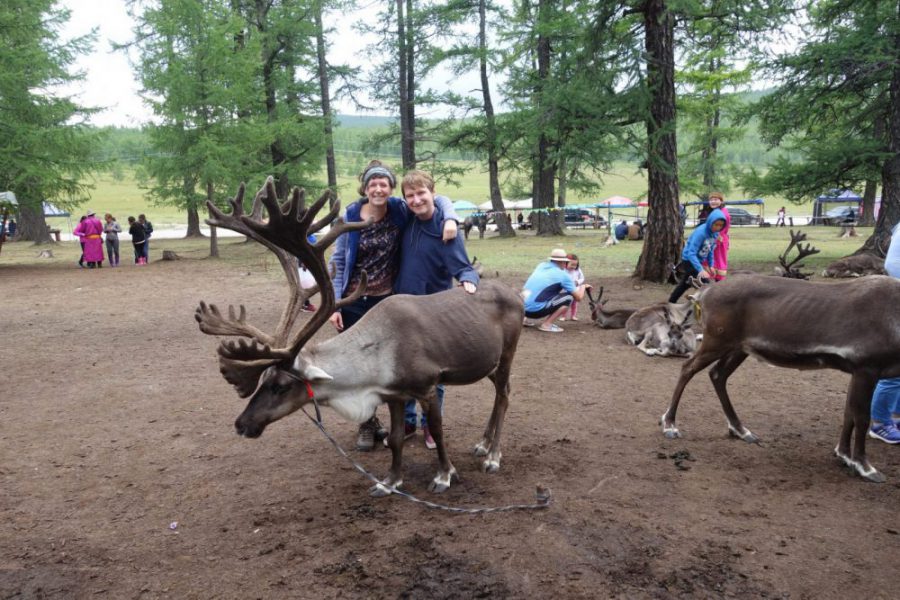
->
[270,382,288,395]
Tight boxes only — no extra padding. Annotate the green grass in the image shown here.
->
[2,222,871,280]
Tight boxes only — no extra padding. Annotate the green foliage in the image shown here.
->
[0,0,102,230]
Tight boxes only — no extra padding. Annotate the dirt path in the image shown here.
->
[1,259,898,599]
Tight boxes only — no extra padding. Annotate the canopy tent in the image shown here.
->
[452,199,478,213]
[811,190,862,224]
[591,197,639,232]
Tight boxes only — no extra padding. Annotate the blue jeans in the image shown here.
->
[405,385,444,428]
[143,238,150,260]
[871,377,900,424]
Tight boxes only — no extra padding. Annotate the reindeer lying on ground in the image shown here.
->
[822,254,885,278]
[773,229,820,279]
[195,179,524,497]
[625,301,698,357]
[661,274,900,482]
[585,286,636,329]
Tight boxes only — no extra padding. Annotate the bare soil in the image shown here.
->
[1,257,898,599]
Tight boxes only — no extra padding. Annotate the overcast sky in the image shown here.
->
[59,0,378,127]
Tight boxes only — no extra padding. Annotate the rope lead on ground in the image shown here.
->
[302,403,552,514]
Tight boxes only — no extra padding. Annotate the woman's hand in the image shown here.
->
[328,311,344,331]
[461,281,477,294]
[442,219,458,243]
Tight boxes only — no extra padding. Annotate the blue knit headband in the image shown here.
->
[362,166,396,188]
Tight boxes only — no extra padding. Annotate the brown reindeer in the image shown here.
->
[585,286,636,329]
[822,254,885,278]
[625,301,699,357]
[774,229,820,279]
[195,178,524,496]
[661,274,900,482]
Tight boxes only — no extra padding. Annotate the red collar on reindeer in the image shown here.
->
[284,369,315,399]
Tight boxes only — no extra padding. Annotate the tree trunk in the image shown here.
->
[479,0,514,237]
[17,203,52,244]
[856,7,900,256]
[314,1,337,203]
[533,0,560,237]
[634,0,681,282]
[208,186,219,258]
[397,0,415,169]
[256,0,289,198]
[557,156,568,208]
[859,178,878,228]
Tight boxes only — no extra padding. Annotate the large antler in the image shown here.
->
[778,229,820,279]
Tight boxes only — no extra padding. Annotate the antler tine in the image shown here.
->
[218,337,292,361]
[334,272,369,311]
[309,191,339,236]
[195,301,277,347]
[206,183,247,227]
[585,286,596,306]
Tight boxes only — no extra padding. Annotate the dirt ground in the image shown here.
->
[1,255,898,599]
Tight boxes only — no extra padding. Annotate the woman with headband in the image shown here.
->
[329,159,460,451]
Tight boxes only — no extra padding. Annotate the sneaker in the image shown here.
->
[301,303,316,313]
[356,423,375,451]
[423,426,437,450]
[868,422,900,445]
[356,416,387,451]
[538,324,564,333]
[523,318,536,327]
[558,317,567,321]
[570,316,579,321]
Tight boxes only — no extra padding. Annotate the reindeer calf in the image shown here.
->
[625,302,698,357]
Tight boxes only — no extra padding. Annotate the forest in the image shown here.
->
[2,0,900,280]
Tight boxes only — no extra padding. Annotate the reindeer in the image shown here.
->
[195,179,524,497]
[774,229,820,279]
[585,286,636,329]
[822,254,885,278]
[660,274,900,482]
[624,301,698,357]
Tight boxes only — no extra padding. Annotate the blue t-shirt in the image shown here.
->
[522,261,575,313]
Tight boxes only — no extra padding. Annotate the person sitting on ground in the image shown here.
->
[522,249,591,333]
[614,219,629,241]
[869,221,900,444]
[668,208,726,303]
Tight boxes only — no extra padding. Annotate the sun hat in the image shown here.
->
[549,248,569,262]
[86,210,95,216]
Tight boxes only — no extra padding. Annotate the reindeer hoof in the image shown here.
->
[481,458,501,473]
[728,424,759,444]
[834,447,885,483]
[428,468,458,493]
[661,414,681,438]
[368,481,398,497]
[473,441,489,457]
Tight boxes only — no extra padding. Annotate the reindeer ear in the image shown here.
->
[303,364,333,382]
[218,356,276,398]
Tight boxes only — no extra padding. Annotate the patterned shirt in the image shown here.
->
[347,216,401,296]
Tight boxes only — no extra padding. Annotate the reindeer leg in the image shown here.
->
[425,387,458,493]
[370,400,406,497]
[834,373,884,483]
[477,367,510,474]
[708,351,757,443]
[661,349,722,438]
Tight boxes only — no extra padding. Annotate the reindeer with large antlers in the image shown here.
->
[196,178,524,496]
[775,229,821,279]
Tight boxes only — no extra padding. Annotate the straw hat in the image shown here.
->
[548,248,569,262]
[86,210,95,216]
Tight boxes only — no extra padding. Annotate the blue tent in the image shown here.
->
[451,200,478,213]
[812,190,861,224]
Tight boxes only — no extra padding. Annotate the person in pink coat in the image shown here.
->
[705,192,730,281]
[73,210,105,268]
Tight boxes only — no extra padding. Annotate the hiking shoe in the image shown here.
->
[868,422,900,445]
[356,416,387,451]
[301,303,316,313]
[423,426,437,450]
